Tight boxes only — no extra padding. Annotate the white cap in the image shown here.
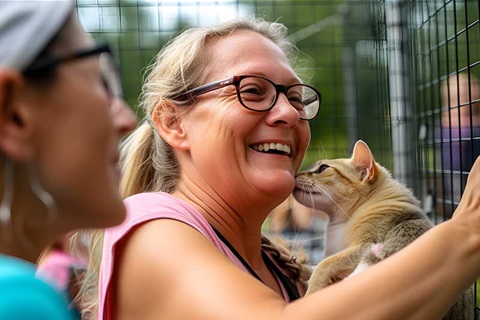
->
[0,0,74,71]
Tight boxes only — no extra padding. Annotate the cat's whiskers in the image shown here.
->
[313,141,327,160]
[282,200,326,264]
[310,185,351,219]
[283,234,326,245]
[284,202,300,258]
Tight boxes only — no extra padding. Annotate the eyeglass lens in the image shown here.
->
[237,77,319,120]
[100,53,123,99]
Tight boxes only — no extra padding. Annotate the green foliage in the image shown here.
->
[79,0,393,164]
[80,0,474,172]
[477,279,479,307]
[237,0,392,163]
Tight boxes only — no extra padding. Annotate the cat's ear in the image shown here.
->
[351,140,376,182]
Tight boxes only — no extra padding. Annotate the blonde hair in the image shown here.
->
[76,17,308,319]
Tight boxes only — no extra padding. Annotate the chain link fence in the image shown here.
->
[77,0,479,315]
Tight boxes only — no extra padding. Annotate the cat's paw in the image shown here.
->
[346,243,384,279]
[306,268,345,294]
[306,277,332,295]
[364,243,384,263]
[370,243,384,258]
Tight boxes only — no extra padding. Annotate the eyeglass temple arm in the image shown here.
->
[303,95,319,105]
[183,77,235,98]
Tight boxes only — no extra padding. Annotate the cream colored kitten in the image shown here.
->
[293,140,474,320]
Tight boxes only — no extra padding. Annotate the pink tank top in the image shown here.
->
[98,192,295,319]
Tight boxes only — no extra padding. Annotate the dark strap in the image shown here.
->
[212,226,263,283]
[211,226,300,301]
[261,251,300,301]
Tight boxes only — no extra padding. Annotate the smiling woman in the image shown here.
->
[76,17,480,320]
[0,1,137,318]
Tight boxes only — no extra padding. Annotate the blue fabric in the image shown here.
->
[440,126,480,172]
[0,254,76,320]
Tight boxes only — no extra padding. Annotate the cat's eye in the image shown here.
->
[314,164,330,174]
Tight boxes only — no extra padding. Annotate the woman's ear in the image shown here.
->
[0,70,35,162]
[151,101,189,150]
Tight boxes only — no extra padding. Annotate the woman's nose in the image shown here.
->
[265,93,301,127]
[110,98,138,137]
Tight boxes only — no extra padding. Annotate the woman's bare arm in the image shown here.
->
[116,157,480,319]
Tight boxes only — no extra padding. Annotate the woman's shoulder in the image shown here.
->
[0,253,36,277]
[121,192,207,229]
[0,254,75,319]
[104,192,214,247]
[124,192,196,214]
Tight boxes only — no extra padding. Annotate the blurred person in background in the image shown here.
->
[36,232,88,318]
[440,73,480,216]
[266,194,328,265]
[267,194,326,233]
[0,1,137,318]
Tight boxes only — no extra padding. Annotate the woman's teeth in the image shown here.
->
[251,143,291,156]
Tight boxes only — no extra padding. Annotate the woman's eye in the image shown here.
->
[240,85,263,95]
[289,98,303,109]
[288,93,304,110]
[240,85,267,103]
[102,78,110,92]
[314,164,330,174]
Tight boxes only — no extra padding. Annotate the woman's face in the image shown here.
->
[26,17,137,229]
[180,30,311,209]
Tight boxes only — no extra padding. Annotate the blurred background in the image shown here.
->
[76,0,478,314]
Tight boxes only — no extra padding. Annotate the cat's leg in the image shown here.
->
[381,218,432,258]
[345,220,432,279]
[346,243,384,279]
[306,244,365,295]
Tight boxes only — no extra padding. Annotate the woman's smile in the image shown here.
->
[250,142,292,158]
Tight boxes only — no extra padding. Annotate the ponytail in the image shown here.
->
[71,230,104,320]
[120,121,179,197]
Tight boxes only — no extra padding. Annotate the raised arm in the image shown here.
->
[116,155,479,319]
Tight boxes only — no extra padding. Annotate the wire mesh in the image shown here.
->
[76,0,479,316]
[409,0,479,316]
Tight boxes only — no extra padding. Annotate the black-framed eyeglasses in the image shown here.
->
[176,75,321,121]
[22,43,123,99]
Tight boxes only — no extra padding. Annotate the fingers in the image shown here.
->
[467,156,480,180]
[453,156,480,217]
[464,156,480,201]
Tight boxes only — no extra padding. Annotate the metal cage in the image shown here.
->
[76,0,479,316]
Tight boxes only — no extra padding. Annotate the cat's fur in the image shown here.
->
[293,140,474,320]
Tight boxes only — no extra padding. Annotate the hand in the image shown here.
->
[452,156,480,232]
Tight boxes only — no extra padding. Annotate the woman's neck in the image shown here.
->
[0,202,60,264]
[172,180,270,265]
[172,181,287,298]
[0,231,46,263]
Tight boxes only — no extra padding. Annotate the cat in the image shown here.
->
[293,140,474,320]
